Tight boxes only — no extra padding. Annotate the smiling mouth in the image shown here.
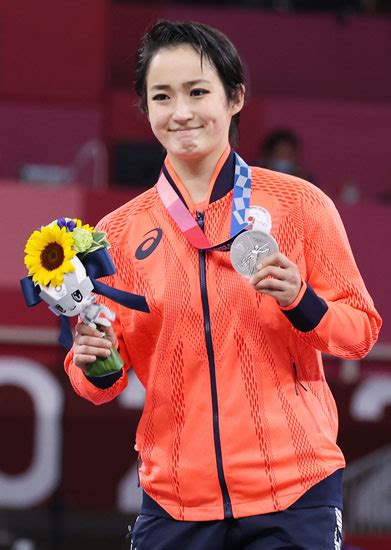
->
[170,127,202,132]
[70,306,76,311]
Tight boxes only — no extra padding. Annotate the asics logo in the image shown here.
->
[135,228,163,260]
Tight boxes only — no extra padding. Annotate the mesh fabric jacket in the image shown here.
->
[64,161,381,521]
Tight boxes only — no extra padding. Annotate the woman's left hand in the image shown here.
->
[249,252,302,307]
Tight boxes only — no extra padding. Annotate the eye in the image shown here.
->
[71,290,83,303]
[191,88,209,97]
[55,305,66,313]
[152,93,170,101]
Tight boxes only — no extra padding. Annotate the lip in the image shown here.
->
[170,127,202,132]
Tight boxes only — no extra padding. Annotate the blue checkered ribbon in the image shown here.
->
[157,149,252,252]
[230,153,252,237]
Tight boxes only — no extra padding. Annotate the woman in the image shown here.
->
[65,20,381,549]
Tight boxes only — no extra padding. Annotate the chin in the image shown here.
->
[174,139,211,156]
[172,144,201,158]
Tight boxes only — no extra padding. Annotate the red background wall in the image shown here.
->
[0,2,390,547]
[0,2,390,198]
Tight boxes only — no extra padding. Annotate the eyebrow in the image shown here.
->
[150,79,211,91]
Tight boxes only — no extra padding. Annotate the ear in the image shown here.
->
[230,84,245,116]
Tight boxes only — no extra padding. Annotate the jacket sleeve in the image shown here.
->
[64,283,132,405]
[64,214,134,405]
[281,189,382,359]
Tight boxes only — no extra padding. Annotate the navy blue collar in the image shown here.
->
[161,150,236,208]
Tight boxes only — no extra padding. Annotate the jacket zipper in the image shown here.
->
[292,362,308,395]
[136,453,141,487]
[196,211,233,519]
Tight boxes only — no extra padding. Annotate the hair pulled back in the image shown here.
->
[134,20,246,146]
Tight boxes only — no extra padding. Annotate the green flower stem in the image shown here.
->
[84,336,124,378]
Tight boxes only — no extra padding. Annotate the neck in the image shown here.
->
[167,145,228,204]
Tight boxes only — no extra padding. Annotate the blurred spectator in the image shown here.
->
[257,127,314,181]
[292,0,391,12]
[215,0,361,11]
[361,0,391,13]
[167,0,390,14]
[291,0,361,11]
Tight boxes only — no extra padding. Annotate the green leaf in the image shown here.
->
[93,231,108,243]
[85,243,105,254]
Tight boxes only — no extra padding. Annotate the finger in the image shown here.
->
[255,286,299,307]
[250,266,288,285]
[255,288,290,305]
[256,252,292,270]
[99,324,115,337]
[74,353,97,368]
[99,325,117,346]
[76,335,112,349]
[75,322,102,338]
[75,344,112,358]
[253,278,287,293]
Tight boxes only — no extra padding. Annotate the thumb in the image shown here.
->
[100,325,118,347]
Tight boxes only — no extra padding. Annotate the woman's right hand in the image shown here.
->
[73,322,117,370]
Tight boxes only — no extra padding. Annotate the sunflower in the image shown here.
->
[74,218,94,233]
[24,224,76,287]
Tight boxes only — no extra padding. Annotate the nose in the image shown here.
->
[172,96,193,123]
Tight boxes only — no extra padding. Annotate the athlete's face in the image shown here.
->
[146,45,244,162]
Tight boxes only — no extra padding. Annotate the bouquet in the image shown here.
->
[21,217,149,377]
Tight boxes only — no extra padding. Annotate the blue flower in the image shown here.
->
[57,218,76,231]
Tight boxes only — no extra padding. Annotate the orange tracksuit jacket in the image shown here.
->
[65,151,381,521]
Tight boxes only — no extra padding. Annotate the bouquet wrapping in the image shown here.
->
[21,217,149,377]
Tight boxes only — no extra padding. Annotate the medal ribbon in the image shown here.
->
[157,152,252,251]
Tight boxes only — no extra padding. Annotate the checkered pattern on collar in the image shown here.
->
[230,153,252,237]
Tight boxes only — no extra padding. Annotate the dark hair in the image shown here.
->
[134,20,246,146]
[262,128,300,157]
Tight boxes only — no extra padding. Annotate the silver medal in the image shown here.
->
[230,230,279,278]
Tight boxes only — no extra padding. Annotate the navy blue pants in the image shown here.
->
[130,506,342,549]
